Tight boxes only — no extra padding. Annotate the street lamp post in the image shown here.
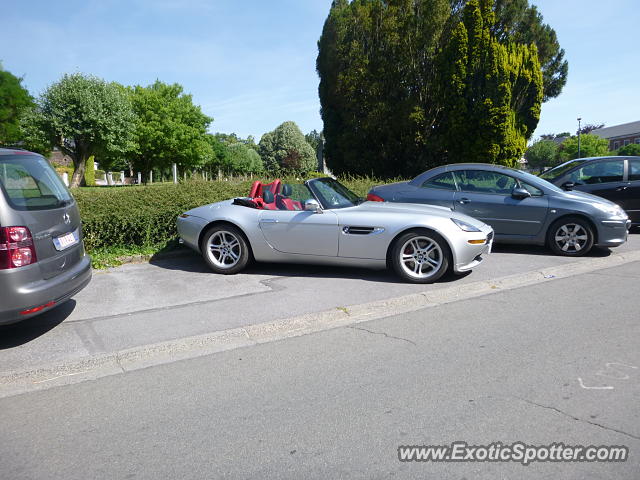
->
[577,117,582,159]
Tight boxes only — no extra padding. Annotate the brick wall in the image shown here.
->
[609,134,640,150]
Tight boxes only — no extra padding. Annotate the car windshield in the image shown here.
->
[0,155,73,211]
[539,159,587,181]
[307,177,363,209]
[514,169,564,193]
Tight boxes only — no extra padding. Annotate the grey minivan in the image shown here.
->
[0,148,91,325]
[367,163,631,256]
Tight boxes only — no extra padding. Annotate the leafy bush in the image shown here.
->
[73,176,388,253]
[84,156,96,186]
[616,144,640,156]
[74,180,250,250]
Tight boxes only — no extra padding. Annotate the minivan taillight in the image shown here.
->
[0,226,38,269]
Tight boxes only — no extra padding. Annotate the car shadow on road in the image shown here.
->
[149,251,471,284]
[0,301,76,349]
[148,250,208,273]
[491,243,612,258]
[244,262,473,284]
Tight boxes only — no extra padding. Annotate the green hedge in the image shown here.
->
[73,177,384,252]
[84,156,96,186]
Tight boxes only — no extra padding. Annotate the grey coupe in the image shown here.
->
[367,164,630,256]
[177,177,493,283]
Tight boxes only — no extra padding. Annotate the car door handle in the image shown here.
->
[616,186,628,191]
[458,198,470,204]
[260,219,278,223]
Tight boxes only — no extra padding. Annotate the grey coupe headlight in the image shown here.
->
[593,203,626,217]
[451,218,481,232]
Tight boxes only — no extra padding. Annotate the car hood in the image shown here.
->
[557,189,619,207]
[371,181,410,191]
[353,201,488,229]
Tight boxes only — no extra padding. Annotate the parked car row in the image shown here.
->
[178,159,634,284]
[367,161,632,256]
[1,147,636,325]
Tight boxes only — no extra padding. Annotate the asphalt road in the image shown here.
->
[1,234,639,382]
[1,259,638,479]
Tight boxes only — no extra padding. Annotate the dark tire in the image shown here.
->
[200,224,251,274]
[547,216,594,256]
[391,230,451,283]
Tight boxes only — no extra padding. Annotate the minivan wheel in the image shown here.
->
[547,216,594,256]
[201,225,251,274]
[391,230,450,283]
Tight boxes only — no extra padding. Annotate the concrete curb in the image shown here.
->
[2,249,640,397]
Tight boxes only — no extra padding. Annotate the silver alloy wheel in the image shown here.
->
[206,230,242,269]
[399,236,443,279]
[554,223,589,253]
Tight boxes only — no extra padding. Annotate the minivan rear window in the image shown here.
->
[0,155,73,211]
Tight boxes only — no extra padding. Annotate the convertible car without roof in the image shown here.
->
[177,177,494,283]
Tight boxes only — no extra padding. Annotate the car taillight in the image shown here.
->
[21,301,56,316]
[0,226,37,269]
[366,193,385,202]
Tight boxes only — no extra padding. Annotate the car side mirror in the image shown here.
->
[561,181,575,191]
[511,187,532,200]
[304,199,323,213]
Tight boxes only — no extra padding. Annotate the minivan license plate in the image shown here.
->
[53,230,79,251]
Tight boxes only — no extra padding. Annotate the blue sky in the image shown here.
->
[2,0,638,142]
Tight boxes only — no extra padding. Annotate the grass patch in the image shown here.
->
[89,240,185,269]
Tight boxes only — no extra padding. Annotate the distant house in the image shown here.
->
[48,147,73,167]
[592,120,640,150]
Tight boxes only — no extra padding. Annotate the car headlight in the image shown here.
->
[593,203,626,217]
[451,218,481,232]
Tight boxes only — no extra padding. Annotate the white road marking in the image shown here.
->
[596,362,638,380]
[578,377,614,390]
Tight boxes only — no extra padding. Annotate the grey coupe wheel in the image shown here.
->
[391,231,450,283]
[547,216,594,256]
[201,225,251,274]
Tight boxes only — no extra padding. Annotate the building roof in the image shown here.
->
[592,120,640,140]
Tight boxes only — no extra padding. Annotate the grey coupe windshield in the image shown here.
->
[515,169,564,193]
[307,177,363,209]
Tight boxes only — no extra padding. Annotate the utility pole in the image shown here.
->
[577,117,582,158]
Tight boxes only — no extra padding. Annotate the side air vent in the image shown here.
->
[342,226,385,235]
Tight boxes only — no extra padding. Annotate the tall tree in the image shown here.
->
[259,121,317,173]
[226,143,264,174]
[577,123,604,135]
[540,132,570,141]
[128,81,213,177]
[0,65,34,145]
[305,129,323,153]
[437,0,544,166]
[38,73,135,187]
[556,134,610,162]
[130,80,213,178]
[318,0,545,176]
[318,0,452,177]
[489,0,568,100]
[524,138,558,170]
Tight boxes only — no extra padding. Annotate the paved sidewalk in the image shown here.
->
[1,234,638,391]
[2,260,638,479]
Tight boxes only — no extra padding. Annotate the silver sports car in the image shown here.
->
[177,177,493,283]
